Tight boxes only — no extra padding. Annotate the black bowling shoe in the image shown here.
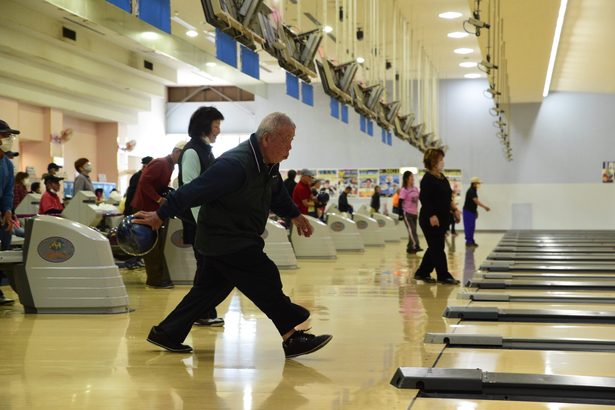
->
[146,326,193,353]
[283,330,332,359]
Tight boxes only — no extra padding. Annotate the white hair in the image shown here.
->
[255,112,295,139]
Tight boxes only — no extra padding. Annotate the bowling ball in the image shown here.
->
[116,215,158,256]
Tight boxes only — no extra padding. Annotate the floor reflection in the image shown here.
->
[0,233,503,410]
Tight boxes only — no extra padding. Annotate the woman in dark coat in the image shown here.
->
[413,149,461,284]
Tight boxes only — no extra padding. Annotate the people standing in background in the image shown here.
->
[292,169,316,216]
[370,185,381,214]
[43,162,62,179]
[399,171,422,254]
[124,156,153,216]
[131,142,185,288]
[0,119,18,306]
[39,175,64,215]
[449,192,459,237]
[414,149,461,285]
[463,177,491,248]
[29,182,41,194]
[338,186,353,215]
[73,158,94,195]
[94,188,104,204]
[12,172,29,211]
[284,169,297,196]
[391,188,402,220]
[177,106,225,327]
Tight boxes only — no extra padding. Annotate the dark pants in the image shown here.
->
[193,248,217,320]
[157,245,310,343]
[463,209,477,244]
[415,220,450,280]
[403,212,420,251]
[143,226,171,286]
[0,212,12,297]
[450,215,456,234]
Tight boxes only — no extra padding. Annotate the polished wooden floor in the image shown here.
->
[2,232,614,409]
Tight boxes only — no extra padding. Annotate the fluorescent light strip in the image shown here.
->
[171,15,196,31]
[543,0,568,97]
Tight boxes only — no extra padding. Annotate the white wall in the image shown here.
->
[162,80,615,230]
[440,79,615,230]
[253,84,424,170]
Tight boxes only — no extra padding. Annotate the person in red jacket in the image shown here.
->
[39,175,64,215]
[292,169,315,215]
[131,142,185,288]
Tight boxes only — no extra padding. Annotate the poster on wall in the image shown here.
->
[338,169,358,196]
[603,161,614,183]
[358,169,379,197]
[317,169,339,195]
[379,168,401,197]
[418,169,463,197]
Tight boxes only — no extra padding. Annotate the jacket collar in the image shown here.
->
[248,134,280,175]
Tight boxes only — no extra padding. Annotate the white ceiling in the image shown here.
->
[169,0,483,85]
[110,0,615,102]
[552,0,615,94]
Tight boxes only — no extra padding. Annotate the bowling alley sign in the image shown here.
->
[37,237,75,263]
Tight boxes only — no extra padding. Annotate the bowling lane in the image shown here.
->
[435,348,615,379]
[462,301,615,312]
[443,322,615,341]
[411,398,615,409]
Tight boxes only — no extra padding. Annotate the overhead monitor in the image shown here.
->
[316,59,353,104]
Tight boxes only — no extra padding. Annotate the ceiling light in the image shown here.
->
[447,31,469,39]
[438,11,463,20]
[323,25,333,33]
[206,62,217,67]
[543,0,568,97]
[356,56,365,64]
[141,31,159,40]
[459,61,478,68]
[454,48,473,55]
[186,30,198,38]
[464,73,481,79]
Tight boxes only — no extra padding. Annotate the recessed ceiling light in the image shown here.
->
[454,48,473,55]
[356,56,365,64]
[141,31,159,40]
[323,25,333,33]
[464,73,482,79]
[186,30,198,38]
[448,31,469,39]
[438,11,463,19]
[459,61,478,68]
[206,62,217,67]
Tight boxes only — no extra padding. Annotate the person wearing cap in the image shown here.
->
[177,106,225,326]
[123,156,153,216]
[462,176,491,247]
[0,119,18,305]
[131,142,185,288]
[73,157,94,195]
[5,151,18,160]
[292,169,316,215]
[39,175,65,215]
[44,162,62,179]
